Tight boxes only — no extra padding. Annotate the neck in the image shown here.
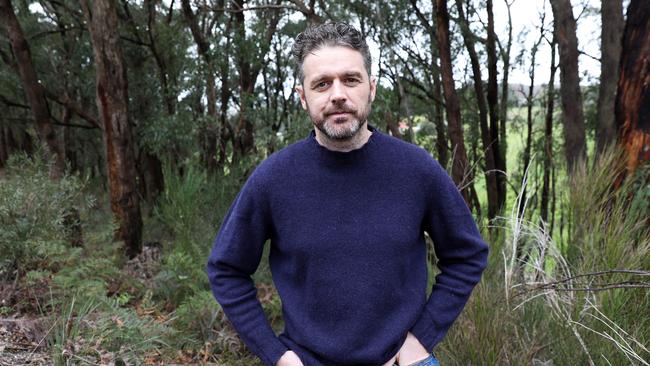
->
[314,123,372,152]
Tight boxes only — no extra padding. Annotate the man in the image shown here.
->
[207,22,488,366]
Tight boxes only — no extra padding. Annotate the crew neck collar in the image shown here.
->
[308,124,380,165]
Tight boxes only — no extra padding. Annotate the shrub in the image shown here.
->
[0,153,92,280]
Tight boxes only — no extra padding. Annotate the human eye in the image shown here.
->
[312,80,330,91]
[344,77,361,86]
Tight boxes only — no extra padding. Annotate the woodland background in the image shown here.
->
[0,0,649,364]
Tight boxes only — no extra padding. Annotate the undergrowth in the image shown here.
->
[1,146,647,365]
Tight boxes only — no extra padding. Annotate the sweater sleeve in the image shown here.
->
[410,159,489,350]
[206,171,288,366]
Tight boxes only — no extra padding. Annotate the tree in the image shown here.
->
[455,0,499,221]
[435,0,478,210]
[549,0,587,173]
[541,37,558,228]
[486,0,506,212]
[0,0,64,178]
[595,0,624,155]
[82,0,143,257]
[615,0,650,177]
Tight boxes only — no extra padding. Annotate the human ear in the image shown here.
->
[369,76,377,102]
[295,85,307,110]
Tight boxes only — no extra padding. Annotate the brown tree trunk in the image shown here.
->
[550,0,587,173]
[486,0,506,213]
[82,0,143,258]
[615,0,650,177]
[0,0,64,179]
[456,0,499,221]
[542,39,558,225]
[0,125,8,169]
[596,0,624,155]
[433,71,449,168]
[499,0,514,180]
[520,17,546,220]
[435,0,475,208]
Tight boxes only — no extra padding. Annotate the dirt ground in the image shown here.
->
[0,316,51,366]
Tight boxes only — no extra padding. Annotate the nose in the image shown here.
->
[329,79,347,105]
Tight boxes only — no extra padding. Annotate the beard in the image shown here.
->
[308,96,373,141]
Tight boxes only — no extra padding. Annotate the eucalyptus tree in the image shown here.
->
[0,0,64,178]
[435,0,478,210]
[549,0,587,173]
[595,0,624,155]
[615,0,650,178]
[455,0,499,221]
[81,0,143,257]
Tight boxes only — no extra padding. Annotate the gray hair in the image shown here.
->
[291,22,372,83]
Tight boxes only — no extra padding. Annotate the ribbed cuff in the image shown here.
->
[409,308,442,351]
[259,337,289,366]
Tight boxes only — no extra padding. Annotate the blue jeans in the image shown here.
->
[394,354,440,366]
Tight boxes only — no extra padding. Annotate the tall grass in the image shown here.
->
[441,146,650,365]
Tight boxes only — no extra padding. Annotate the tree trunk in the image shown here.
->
[435,0,475,208]
[615,0,650,177]
[486,0,506,213]
[520,19,546,220]
[455,0,499,221]
[499,0,514,182]
[550,0,587,173]
[82,0,143,258]
[0,0,64,179]
[0,125,8,169]
[542,39,558,225]
[596,0,624,155]
[432,60,449,168]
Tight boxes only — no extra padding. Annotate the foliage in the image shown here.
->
[441,146,650,365]
[0,152,91,279]
[50,296,173,366]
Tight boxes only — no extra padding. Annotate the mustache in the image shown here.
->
[325,107,356,116]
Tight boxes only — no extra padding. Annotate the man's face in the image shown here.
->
[296,46,377,140]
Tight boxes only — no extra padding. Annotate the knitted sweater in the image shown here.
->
[206,126,489,366]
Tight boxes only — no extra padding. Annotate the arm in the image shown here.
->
[410,159,489,350]
[206,173,289,366]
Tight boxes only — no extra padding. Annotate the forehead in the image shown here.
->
[302,45,367,82]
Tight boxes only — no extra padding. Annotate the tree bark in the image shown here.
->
[486,0,506,213]
[596,0,624,155]
[499,0,514,179]
[0,0,64,179]
[520,16,546,220]
[615,0,650,177]
[456,0,499,221]
[550,0,587,173]
[435,0,475,208]
[542,39,558,225]
[82,0,143,258]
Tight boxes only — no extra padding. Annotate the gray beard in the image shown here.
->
[315,117,364,141]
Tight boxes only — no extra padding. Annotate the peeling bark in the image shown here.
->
[615,0,650,177]
[82,0,143,257]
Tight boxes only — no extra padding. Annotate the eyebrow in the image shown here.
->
[309,71,365,86]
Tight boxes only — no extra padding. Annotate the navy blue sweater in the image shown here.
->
[207,126,488,366]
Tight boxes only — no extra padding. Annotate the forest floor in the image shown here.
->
[0,315,51,366]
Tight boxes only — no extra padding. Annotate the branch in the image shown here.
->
[44,90,100,129]
[1,117,97,130]
[209,4,303,14]
[515,269,650,296]
[578,49,600,63]
[408,0,433,34]
[0,94,29,109]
